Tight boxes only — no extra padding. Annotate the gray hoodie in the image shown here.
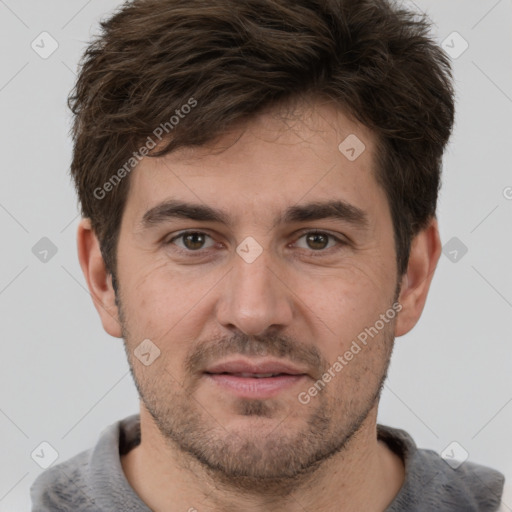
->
[30,414,505,511]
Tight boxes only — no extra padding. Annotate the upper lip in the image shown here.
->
[204,358,307,376]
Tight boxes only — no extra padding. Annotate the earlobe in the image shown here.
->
[395,218,442,337]
[77,218,123,338]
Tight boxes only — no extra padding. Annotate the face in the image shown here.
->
[114,100,399,487]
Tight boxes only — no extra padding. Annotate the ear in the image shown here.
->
[395,217,442,337]
[77,218,122,338]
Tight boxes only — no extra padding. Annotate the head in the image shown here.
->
[74,0,454,490]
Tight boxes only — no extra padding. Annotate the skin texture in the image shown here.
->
[78,99,441,512]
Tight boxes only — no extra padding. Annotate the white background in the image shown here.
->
[0,0,511,510]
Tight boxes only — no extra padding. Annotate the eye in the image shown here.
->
[293,230,345,252]
[166,231,216,251]
[164,229,347,256]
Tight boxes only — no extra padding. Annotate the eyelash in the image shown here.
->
[165,230,348,257]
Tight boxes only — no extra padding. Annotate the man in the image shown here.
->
[30,0,506,510]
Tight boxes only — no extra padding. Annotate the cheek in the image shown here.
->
[119,259,218,349]
[296,263,393,328]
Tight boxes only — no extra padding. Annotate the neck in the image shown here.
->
[121,405,405,512]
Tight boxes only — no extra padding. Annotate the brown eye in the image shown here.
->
[168,231,215,252]
[182,232,206,250]
[306,232,329,250]
[294,231,342,252]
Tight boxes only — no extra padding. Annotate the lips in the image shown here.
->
[203,358,309,399]
[204,359,307,377]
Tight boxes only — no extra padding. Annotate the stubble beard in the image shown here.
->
[117,293,395,495]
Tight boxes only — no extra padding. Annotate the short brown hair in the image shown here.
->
[68,0,455,284]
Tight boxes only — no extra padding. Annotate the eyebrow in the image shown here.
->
[139,199,369,231]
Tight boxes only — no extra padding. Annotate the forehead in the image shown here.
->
[123,100,386,228]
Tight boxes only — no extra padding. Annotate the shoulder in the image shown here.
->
[30,414,141,512]
[29,448,97,512]
[379,425,505,512]
[417,449,505,511]
[497,481,512,512]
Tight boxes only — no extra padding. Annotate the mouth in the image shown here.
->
[203,359,309,398]
[206,372,293,378]
[204,373,307,398]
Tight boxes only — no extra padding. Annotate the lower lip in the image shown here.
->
[204,373,307,399]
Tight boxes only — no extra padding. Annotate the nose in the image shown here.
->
[215,246,294,337]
